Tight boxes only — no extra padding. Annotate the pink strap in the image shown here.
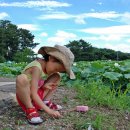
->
[46,101,58,110]
[26,108,39,120]
[38,79,44,88]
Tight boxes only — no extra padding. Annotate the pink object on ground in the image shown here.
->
[76,106,89,112]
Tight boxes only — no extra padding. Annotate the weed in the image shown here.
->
[62,95,69,104]
[1,128,12,130]
[76,81,130,111]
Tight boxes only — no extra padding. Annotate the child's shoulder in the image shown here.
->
[23,60,42,72]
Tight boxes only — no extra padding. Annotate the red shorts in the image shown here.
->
[16,79,45,112]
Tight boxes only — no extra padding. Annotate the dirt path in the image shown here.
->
[0,84,79,130]
[0,77,16,82]
[0,77,81,130]
[0,78,130,130]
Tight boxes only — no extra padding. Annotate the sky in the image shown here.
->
[0,0,130,53]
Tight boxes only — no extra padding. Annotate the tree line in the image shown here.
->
[66,39,130,61]
[0,20,130,63]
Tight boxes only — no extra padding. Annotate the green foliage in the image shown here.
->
[66,39,93,61]
[0,20,39,62]
[0,60,130,111]
[62,95,69,104]
[0,55,6,62]
[75,81,130,111]
[61,60,130,111]
[13,48,35,62]
[1,128,12,130]
[63,60,130,94]
[103,72,123,81]
[0,60,130,129]
[0,62,27,77]
[92,114,103,130]
[66,39,130,61]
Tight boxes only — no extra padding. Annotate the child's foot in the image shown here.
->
[26,108,43,125]
[43,100,62,110]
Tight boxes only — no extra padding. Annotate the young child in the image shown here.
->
[16,44,75,124]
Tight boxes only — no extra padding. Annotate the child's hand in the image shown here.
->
[44,82,58,90]
[47,109,62,118]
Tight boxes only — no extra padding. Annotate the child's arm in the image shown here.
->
[30,67,61,118]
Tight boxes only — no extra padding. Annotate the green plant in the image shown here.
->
[75,80,130,111]
[92,114,103,130]
[62,95,69,104]
[1,128,12,130]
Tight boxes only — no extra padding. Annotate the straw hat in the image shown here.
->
[38,44,75,79]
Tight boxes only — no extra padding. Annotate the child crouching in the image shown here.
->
[16,44,75,124]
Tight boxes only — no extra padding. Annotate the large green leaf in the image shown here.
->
[103,72,123,81]
[90,62,105,72]
[117,62,130,72]
[124,74,130,79]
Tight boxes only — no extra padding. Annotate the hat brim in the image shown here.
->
[70,69,75,79]
[38,46,76,79]
[38,46,59,55]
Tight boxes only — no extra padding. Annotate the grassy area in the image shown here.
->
[0,84,130,130]
[72,80,130,130]
[0,60,130,129]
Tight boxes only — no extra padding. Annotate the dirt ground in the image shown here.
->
[0,77,16,82]
[0,77,79,130]
[0,77,130,130]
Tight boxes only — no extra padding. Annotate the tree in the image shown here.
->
[0,20,39,62]
[18,28,38,50]
[66,39,93,61]
[13,48,35,63]
[66,39,130,61]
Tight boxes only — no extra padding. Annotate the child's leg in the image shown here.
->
[31,73,61,110]
[43,73,61,101]
[16,74,43,124]
[39,73,62,110]
[16,74,34,109]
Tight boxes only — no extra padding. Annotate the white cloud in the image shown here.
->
[38,11,130,25]
[120,12,130,24]
[80,25,130,35]
[97,2,103,5]
[75,11,120,24]
[99,35,122,41]
[83,11,120,20]
[33,31,77,49]
[40,32,48,37]
[90,9,95,12]
[0,12,9,19]
[91,43,130,53]
[126,39,130,42]
[104,43,130,53]
[82,34,122,42]
[74,18,86,24]
[38,12,73,20]
[33,45,40,54]
[47,30,77,45]
[38,11,121,24]
[0,1,71,8]
[34,38,43,43]
[17,24,39,31]
[80,25,130,45]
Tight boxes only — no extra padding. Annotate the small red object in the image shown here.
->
[76,106,89,112]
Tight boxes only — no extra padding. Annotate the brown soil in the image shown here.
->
[0,77,16,82]
[0,78,130,130]
[0,84,78,130]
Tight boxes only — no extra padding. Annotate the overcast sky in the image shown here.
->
[0,0,130,53]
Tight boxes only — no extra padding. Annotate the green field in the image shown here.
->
[0,60,130,129]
